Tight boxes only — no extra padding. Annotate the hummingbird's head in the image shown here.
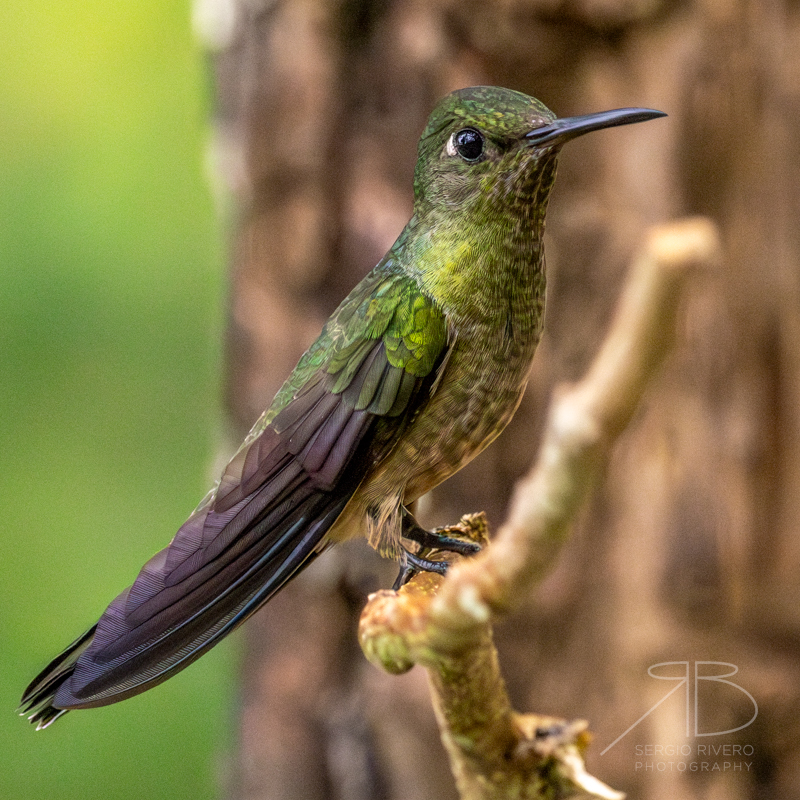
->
[413,86,664,222]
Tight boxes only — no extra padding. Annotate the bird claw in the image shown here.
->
[391,508,484,589]
[406,526,481,556]
[401,508,482,556]
[391,548,449,590]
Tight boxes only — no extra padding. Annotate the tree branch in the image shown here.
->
[359,218,722,799]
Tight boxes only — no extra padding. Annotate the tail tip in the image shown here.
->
[18,702,69,730]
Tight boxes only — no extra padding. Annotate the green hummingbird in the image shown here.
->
[20,86,664,728]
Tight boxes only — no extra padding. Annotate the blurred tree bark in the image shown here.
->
[197,0,800,797]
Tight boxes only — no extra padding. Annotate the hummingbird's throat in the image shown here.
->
[480,147,560,233]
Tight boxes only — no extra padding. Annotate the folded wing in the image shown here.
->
[20,268,448,727]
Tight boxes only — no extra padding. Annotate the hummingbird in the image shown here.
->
[20,86,664,728]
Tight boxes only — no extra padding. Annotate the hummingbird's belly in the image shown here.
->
[365,330,537,506]
[398,368,527,500]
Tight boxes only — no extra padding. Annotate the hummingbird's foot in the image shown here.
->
[391,547,449,590]
[392,508,483,589]
[400,508,482,557]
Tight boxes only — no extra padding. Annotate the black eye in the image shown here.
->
[453,128,484,161]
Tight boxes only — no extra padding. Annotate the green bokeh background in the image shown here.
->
[1,2,232,797]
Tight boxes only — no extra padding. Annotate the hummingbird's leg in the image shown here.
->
[400,507,482,556]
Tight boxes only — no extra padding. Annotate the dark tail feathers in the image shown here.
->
[18,625,97,729]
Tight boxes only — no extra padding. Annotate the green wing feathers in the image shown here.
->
[217,267,447,509]
[271,267,447,415]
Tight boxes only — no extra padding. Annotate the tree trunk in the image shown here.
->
[200,0,800,796]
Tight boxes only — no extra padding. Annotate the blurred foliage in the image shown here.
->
[0,2,231,798]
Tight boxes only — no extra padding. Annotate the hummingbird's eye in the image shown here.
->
[451,128,484,162]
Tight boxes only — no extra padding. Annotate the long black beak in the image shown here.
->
[525,107,666,146]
